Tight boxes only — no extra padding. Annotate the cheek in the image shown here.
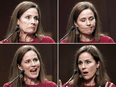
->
[21,64,30,70]
[18,18,28,26]
[89,65,97,74]
[91,20,96,26]
[77,22,86,30]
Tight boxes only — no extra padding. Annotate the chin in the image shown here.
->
[27,32,36,35]
[30,75,38,79]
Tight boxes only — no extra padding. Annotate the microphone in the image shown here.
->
[7,69,25,87]
[59,26,75,43]
[65,70,77,87]
[3,26,19,43]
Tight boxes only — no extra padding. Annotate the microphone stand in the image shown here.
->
[59,26,75,43]
[7,69,25,87]
[65,70,77,87]
[3,26,19,43]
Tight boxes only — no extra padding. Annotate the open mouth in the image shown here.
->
[30,68,37,72]
[83,72,88,75]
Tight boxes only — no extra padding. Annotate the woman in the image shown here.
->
[3,45,57,87]
[60,45,115,87]
[0,1,55,43]
[60,1,115,43]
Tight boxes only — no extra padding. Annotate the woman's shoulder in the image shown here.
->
[60,38,69,43]
[40,35,55,43]
[100,35,115,43]
[0,40,9,43]
[3,82,12,87]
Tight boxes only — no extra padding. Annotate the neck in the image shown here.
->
[24,76,39,85]
[84,76,95,86]
[80,34,94,42]
[19,31,35,42]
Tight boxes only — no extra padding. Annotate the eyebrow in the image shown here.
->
[80,15,94,19]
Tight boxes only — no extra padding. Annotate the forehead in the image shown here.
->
[23,50,38,60]
[78,9,94,19]
[78,52,94,61]
[22,8,38,16]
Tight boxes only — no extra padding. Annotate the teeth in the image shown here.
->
[31,69,37,72]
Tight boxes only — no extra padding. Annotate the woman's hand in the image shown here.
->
[105,82,113,87]
[59,79,63,87]
[58,80,68,87]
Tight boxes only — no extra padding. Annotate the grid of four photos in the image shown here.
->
[0,0,116,87]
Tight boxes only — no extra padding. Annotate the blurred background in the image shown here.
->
[0,44,57,87]
[60,44,116,85]
[0,0,57,42]
[60,0,116,42]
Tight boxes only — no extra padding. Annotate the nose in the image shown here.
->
[30,18,36,24]
[86,20,91,26]
[82,63,86,70]
[31,61,36,66]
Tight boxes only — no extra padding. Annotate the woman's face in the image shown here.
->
[17,8,39,35]
[18,50,40,79]
[78,52,100,81]
[74,9,96,35]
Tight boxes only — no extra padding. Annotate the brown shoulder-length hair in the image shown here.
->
[9,45,46,87]
[73,45,109,87]
[5,1,44,43]
[66,1,102,43]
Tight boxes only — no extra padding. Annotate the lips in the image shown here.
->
[29,27,35,29]
[83,71,88,76]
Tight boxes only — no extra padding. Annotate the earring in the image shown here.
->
[79,74,82,78]
[20,74,23,78]
[96,69,99,75]
[76,27,79,35]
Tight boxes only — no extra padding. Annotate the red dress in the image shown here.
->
[60,36,115,43]
[63,81,115,87]
[1,36,55,43]
[3,81,57,87]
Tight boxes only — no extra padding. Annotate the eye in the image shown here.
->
[34,16,39,21]
[26,16,30,19]
[78,61,83,65]
[86,60,91,64]
[89,17,94,21]
[81,19,85,22]
[33,58,38,61]
[25,60,30,63]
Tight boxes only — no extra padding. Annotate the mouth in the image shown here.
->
[83,72,88,76]
[29,27,35,29]
[30,68,37,72]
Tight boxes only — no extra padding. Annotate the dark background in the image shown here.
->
[60,44,116,85]
[0,0,57,42]
[60,0,116,42]
[0,44,57,87]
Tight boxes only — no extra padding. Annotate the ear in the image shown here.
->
[96,61,100,68]
[18,64,23,70]
[74,21,78,27]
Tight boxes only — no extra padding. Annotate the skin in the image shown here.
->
[18,50,40,85]
[74,9,96,41]
[17,8,39,42]
[78,52,99,86]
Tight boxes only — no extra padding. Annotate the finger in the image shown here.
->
[105,82,108,87]
[109,83,113,87]
[59,79,62,87]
